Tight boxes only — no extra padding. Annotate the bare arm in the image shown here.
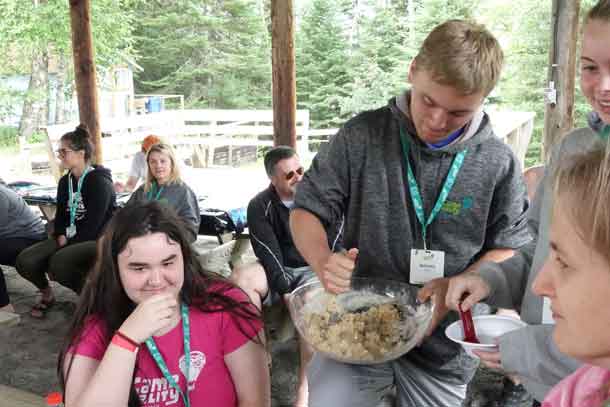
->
[124,176,139,192]
[289,209,332,273]
[65,294,178,407]
[225,339,270,407]
[64,347,136,407]
[290,208,356,293]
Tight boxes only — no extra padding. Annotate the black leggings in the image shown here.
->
[0,237,45,307]
[16,238,97,294]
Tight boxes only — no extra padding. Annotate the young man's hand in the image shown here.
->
[417,277,450,337]
[445,273,491,311]
[316,248,358,294]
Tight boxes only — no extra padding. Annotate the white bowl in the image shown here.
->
[445,315,527,358]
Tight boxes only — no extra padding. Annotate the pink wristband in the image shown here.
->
[112,331,139,352]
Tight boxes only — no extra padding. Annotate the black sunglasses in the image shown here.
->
[285,167,304,181]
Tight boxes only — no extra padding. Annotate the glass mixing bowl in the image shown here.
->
[287,277,434,364]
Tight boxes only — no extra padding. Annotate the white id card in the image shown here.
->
[410,249,445,285]
[541,296,555,324]
[66,225,76,239]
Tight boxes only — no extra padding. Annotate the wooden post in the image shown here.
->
[542,0,580,161]
[271,0,297,148]
[69,0,103,164]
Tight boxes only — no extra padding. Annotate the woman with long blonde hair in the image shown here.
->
[126,143,200,242]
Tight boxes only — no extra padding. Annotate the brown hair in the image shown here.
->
[60,124,94,162]
[554,147,610,266]
[413,19,504,96]
[58,202,262,407]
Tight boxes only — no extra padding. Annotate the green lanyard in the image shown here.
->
[146,181,165,201]
[68,166,93,227]
[399,128,467,249]
[599,124,610,141]
[145,303,191,407]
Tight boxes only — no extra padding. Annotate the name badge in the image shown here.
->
[410,249,445,285]
[541,296,555,324]
[66,225,77,239]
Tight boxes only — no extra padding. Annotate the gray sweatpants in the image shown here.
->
[308,343,477,407]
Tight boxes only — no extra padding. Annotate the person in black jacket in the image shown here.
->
[16,125,116,317]
[230,146,343,407]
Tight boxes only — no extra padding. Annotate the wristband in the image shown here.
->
[112,331,139,353]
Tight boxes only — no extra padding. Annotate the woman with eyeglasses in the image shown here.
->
[16,124,116,318]
[126,143,200,242]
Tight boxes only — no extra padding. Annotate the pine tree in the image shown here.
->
[132,0,271,109]
[296,0,353,128]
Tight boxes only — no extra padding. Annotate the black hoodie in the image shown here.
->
[54,165,116,244]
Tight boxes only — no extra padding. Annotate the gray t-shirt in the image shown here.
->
[0,184,46,240]
[128,151,147,181]
[127,181,200,242]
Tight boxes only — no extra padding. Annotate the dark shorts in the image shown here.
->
[264,266,317,306]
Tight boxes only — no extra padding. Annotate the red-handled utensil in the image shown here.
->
[458,295,479,344]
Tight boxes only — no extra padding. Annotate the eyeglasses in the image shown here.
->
[285,166,304,181]
[55,148,75,157]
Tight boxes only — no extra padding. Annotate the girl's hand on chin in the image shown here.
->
[119,293,178,344]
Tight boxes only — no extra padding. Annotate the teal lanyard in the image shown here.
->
[68,166,93,227]
[599,124,610,141]
[145,303,191,407]
[399,129,467,249]
[146,181,165,201]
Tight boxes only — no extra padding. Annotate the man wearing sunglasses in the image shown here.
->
[230,146,343,407]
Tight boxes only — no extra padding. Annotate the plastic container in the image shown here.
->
[445,315,527,358]
[46,391,63,406]
[287,277,434,364]
[145,96,163,113]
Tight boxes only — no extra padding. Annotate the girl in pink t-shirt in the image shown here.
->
[58,201,270,407]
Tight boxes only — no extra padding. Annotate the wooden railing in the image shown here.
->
[26,108,534,179]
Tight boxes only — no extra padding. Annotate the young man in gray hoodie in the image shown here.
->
[290,20,531,406]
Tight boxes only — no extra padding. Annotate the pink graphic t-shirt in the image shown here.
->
[72,288,262,407]
[542,365,610,407]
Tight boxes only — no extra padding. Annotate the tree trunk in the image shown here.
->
[542,0,580,160]
[407,0,416,47]
[69,0,103,164]
[18,51,48,143]
[271,0,297,148]
[54,55,68,124]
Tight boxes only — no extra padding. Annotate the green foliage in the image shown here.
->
[0,0,136,69]
[0,125,17,147]
[296,0,353,128]
[132,0,271,109]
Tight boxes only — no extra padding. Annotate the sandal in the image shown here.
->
[30,297,56,319]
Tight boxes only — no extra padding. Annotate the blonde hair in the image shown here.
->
[554,147,610,265]
[145,143,182,191]
[413,19,503,96]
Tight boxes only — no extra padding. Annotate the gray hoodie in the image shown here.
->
[295,91,531,384]
[0,184,46,240]
[127,181,200,242]
[477,114,605,401]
